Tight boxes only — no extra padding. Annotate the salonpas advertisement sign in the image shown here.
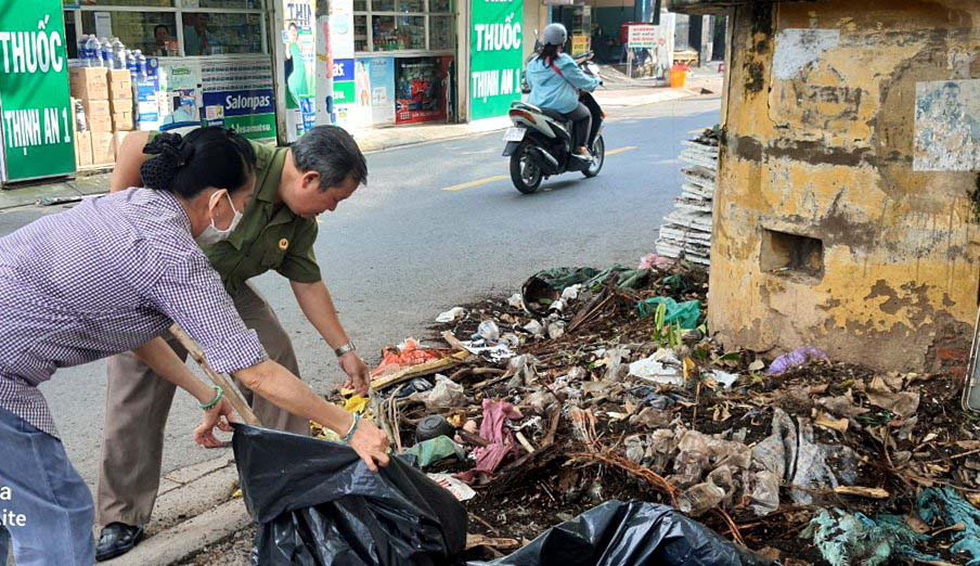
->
[0,0,75,182]
[469,0,523,120]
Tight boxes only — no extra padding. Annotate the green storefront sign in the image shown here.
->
[0,0,75,183]
[469,0,523,120]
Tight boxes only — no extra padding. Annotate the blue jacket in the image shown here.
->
[526,53,600,114]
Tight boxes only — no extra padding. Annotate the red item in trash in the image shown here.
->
[370,338,449,378]
[455,399,522,484]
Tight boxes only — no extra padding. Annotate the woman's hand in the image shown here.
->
[348,417,391,472]
[194,398,236,448]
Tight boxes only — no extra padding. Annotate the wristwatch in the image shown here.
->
[334,339,356,358]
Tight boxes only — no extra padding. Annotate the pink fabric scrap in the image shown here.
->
[638,253,675,271]
[455,399,522,484]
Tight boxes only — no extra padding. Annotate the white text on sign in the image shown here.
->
[3,107,72,150]
[0,25,65,74]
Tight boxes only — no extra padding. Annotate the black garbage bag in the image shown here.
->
[232,424,467,565]
[469,501,772,566]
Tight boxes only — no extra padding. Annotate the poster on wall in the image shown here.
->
[201,58,278,142]
[158,56,277,142]
[160,61,203,129]
[914,79,980,172]
[0,0,75,183]
[327,0,355,127]
[282,0,316,137]
[469,0,523,120]
[395,58,447,125]
[332,57,356,127]
[368,57,396,125]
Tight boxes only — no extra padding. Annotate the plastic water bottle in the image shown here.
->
[135,50,147,80]
[112,38,126,70]
[77,34,88,62]
[100,38,114,68]
[85,36,102,67]
[126,49,138,78]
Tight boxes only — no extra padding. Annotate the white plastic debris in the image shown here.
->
[711,370,739,389]
[561,284,582,301]
[507,293,525,310]
[427,473,476,501]
[423,374,465,410]
[628,350,684,386]
[435,307,465,323]
[523,319,544,337]
[547,321,566,340]
[477,320,500,343]
[461,341,515,363]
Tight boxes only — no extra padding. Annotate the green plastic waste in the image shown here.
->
[404,436,466,469]
[637,297,702,329]
[918,487,980,564]
[802,487,980,566]
[801,509,936,566]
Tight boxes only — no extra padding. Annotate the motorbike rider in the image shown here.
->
[525,23,601,159]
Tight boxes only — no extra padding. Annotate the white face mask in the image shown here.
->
[196,190,243,246]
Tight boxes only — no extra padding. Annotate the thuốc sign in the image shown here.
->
[0,0,75,183]
[469,0,523,121]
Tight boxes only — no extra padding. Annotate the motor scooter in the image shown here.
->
[503,50,605,194]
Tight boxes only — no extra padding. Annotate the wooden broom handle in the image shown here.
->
[168,323,262,427]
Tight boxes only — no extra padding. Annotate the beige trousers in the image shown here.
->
[97,283,309,527]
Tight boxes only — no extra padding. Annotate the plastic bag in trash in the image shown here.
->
[637,297,702,329]
[232,425,467,566]
[468,500,772,566]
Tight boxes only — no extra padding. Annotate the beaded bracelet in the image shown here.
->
[198,385,224,410]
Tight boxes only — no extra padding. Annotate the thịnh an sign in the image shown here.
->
[0,0,75,183]
[469,0,523,121]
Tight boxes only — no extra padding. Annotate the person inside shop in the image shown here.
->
[183,12,210,56]
[95,125,374,561]
[525,23,601,160]
[153,24,175,57]
[0,127,390,565]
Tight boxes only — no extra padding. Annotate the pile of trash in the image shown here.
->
[329,256,980,565]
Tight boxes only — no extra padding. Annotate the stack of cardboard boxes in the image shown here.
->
[69,67,134,169]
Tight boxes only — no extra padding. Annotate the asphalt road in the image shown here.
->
[0,95,720,494]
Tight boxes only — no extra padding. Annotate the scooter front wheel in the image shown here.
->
[583,135,605,178]
[510,140,543,194]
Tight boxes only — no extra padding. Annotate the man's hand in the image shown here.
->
[348,417,391,472]
[340,352,371,395]
[194,398,236,448]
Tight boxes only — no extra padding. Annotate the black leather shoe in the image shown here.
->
[96,523,144,562]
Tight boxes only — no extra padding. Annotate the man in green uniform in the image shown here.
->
[95,126,371,561]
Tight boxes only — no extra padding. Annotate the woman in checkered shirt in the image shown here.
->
[0,127,389,564]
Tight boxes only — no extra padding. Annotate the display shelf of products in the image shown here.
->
[371,15,424,51]
[354,15,369,52]
[429,15,453,50]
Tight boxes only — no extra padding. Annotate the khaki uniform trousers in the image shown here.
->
[97,283,309,527]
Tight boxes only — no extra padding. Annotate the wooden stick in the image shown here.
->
[343,350,471,395]
[169,323,262,427]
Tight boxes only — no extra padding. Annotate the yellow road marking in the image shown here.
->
[442,146,637,192]
[605,145,638,156]
[441,174,509,192]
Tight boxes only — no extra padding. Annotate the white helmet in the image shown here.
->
[542,23,567,46]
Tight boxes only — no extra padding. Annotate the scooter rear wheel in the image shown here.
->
[583,135,605,178]
[510,140,543,194]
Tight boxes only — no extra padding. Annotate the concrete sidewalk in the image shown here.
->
[0,81,718,212]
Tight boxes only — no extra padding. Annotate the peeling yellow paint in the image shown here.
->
[709,0,980,372]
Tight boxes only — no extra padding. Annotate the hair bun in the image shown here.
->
[141,133,186,192]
